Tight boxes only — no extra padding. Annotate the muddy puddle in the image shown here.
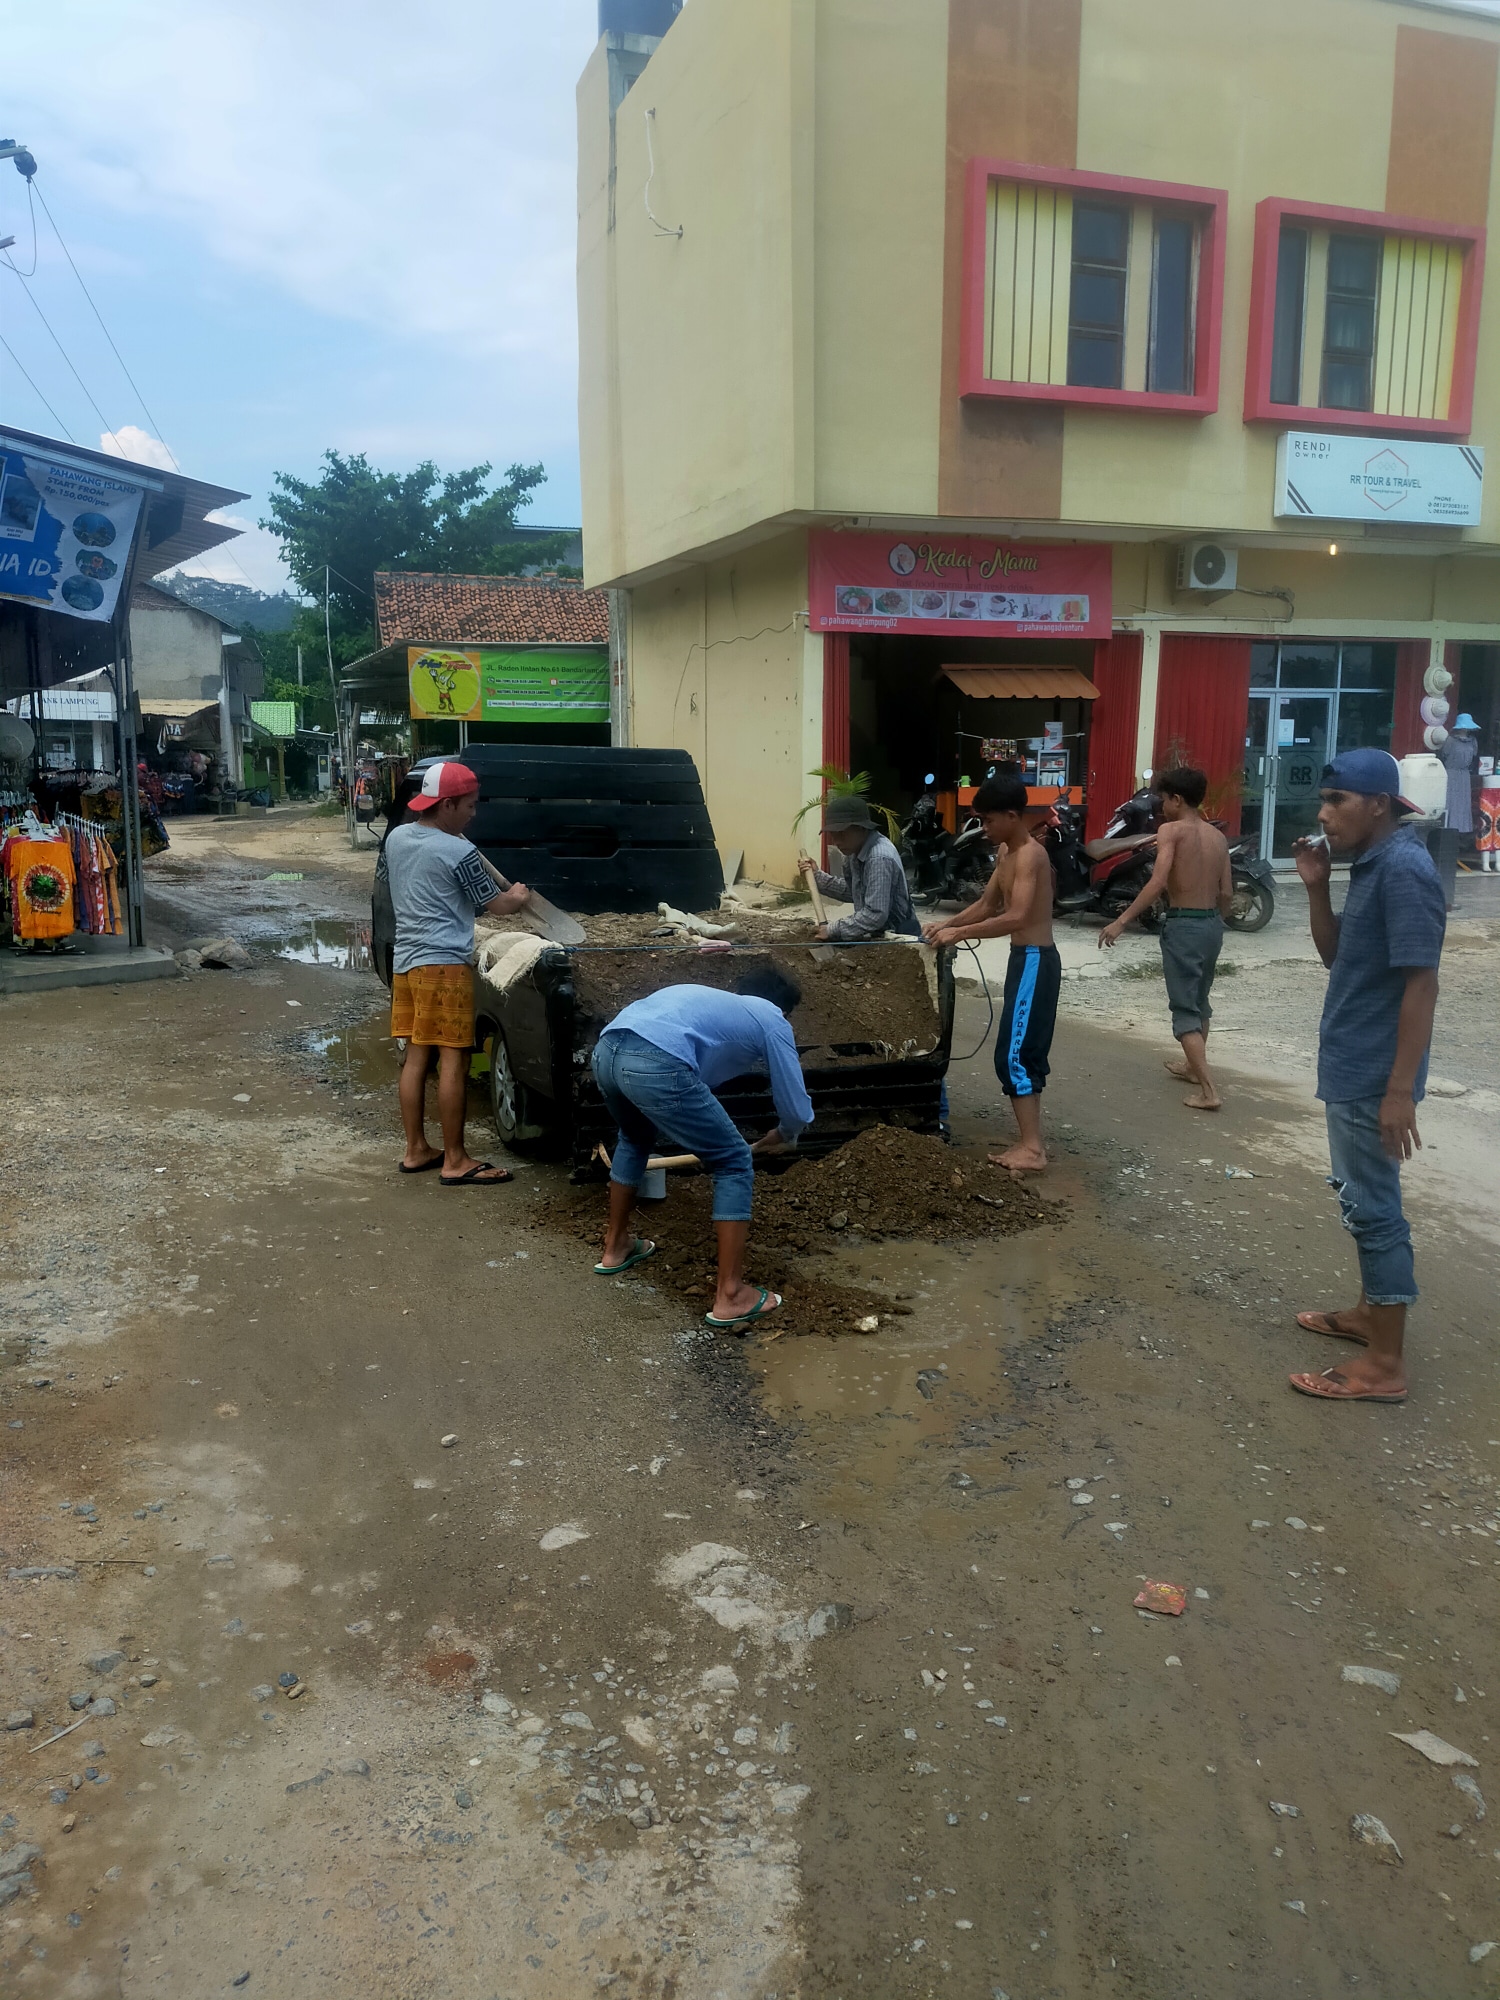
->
[299,1010,401,1090]
[272,917,372,970]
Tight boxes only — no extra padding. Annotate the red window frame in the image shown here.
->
[1244,196,1486,439]
[960,158,1228,415]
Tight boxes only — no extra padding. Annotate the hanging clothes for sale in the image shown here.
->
[2,830,77,940]
[64,816,123,936]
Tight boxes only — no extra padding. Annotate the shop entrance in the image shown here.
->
[847,633,1099,826]
[1243,691,1332,858]
[1239,642,1396,863]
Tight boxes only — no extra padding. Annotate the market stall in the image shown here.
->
[0,426,246,984]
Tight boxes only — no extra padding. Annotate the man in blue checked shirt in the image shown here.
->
[1288,749,1445,1406]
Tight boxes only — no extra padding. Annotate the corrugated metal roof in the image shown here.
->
[941,666,1101,701]
[374,570,611,647]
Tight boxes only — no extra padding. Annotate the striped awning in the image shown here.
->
[941,666,1101,701]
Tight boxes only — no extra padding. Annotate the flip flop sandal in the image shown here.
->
[704,1288,782,1333]
[1289,1367,1407,1404]
[398,1157,443,1175]
[1295,1310,1370,1346]
[594,1238,657,1276]
[440,1163,513,1187]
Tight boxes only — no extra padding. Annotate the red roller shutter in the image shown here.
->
[1153,635,1253,834]
[1085,633,1143,840]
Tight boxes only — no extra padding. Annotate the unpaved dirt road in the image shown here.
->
[3,806,1500,1999]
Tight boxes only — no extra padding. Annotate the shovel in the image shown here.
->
[798,850,837,961]
[478,856,587,947]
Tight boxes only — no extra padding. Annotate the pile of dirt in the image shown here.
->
[533,1127,1057,1338]
[566,943,940,1058]
[753,1124,1052,1247]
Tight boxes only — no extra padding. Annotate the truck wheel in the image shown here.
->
[489,1032,551,1152]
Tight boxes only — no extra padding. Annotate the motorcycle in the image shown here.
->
[1036,787,1278,933]
[901,778,995,908]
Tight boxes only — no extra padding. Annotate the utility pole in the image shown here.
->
[323,566,334,692]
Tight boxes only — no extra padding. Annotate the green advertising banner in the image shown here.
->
[408,646,609,725]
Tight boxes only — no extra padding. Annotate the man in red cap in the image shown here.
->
[385,760,529,1185]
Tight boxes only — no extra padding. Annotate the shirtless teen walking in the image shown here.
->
[1099,766,1232,1111]
[925,774,1057,1171]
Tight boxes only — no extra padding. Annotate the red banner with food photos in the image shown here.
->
[808,530,1113,640]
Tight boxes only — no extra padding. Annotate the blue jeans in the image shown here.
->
[592,1029,755,1223]
[1324,1096,1418,1306]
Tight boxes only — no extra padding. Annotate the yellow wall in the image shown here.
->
[627,532,811,882]
[583,0,1500,565]
[579,0,814,587]
[810,0,948,516]
[1060,0,1500,543]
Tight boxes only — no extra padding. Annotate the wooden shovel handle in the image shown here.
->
[799,850,828,926]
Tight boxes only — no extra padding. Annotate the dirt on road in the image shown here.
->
[3,806,1500,2000]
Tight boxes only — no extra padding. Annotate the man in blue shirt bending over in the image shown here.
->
[591,967,814,1334]
[1289,750,1445,1406]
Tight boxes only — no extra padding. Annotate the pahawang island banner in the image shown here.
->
[0,440,148,624]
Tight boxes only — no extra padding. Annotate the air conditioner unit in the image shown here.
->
[1177,541,1238,594]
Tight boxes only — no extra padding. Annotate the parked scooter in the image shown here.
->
[1035,787,1277,932]
[901,777,995,908]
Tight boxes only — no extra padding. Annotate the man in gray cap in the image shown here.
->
[798,793,920,941]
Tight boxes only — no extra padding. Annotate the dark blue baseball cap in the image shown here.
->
[1320,748,1419,815]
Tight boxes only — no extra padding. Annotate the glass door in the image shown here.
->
[1268,693,1333,859]
[1241,695,1272,856]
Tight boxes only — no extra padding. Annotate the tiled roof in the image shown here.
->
[374,570,610,647]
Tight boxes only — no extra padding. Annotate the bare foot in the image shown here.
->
[1163,1059,1193,1081]
[1182,1090,1221,1112]
[400,1143,443,1172]
[990,1145,1048,1173]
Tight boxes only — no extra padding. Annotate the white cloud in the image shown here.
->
[9,1,597,369]
[99,425,177,471]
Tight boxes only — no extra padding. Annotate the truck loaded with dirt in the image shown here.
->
[373,745,957,1167]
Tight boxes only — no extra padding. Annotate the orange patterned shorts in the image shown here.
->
[390,963,475,1049]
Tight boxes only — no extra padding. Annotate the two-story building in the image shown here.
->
[579,0,1500,879]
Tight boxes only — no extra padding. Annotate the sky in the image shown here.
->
[0,1,602,593]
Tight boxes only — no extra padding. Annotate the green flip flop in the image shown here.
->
[594,1238,657,1276]
[704,1288,782,1332]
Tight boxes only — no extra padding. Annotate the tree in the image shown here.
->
[257,450,578,726]
[261,451,575,624]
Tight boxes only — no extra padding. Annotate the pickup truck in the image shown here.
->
[373,745,954,1170]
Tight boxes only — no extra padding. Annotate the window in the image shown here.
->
[1149,213,1196,395]
[1246,197,1483,437]
[1321,234,1381,411]
[1269,227,1307,405]
[1067,203,1129,389]
[963,160,1226,413]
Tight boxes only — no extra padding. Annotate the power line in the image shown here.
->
[4,170,284,605]
[32,179,181,474]
[0,329,75,439]
[3,261,116,435]
[0,179,39,279]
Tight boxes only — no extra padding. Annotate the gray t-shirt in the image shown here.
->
[384,822,494,974]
